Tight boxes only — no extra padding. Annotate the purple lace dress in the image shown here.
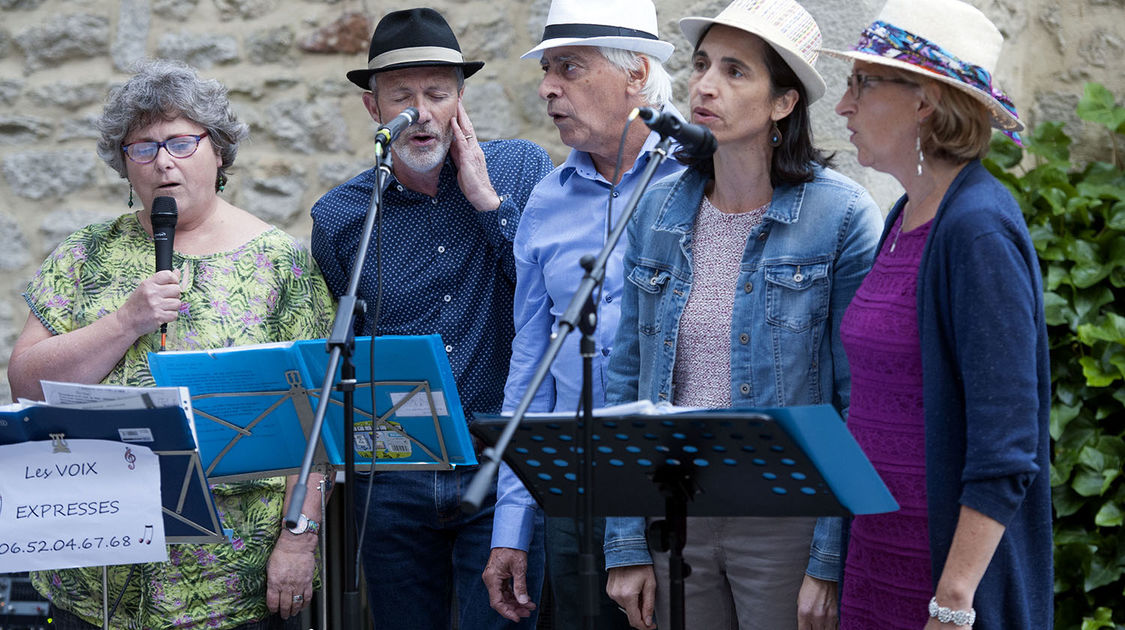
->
[839,213,934,629]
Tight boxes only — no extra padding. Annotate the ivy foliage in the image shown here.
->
[983,83,1125,630]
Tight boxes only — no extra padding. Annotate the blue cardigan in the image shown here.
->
[880,160,1053,628]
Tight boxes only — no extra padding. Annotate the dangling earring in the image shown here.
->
[128,185,134,208]
[216,173,227,193]
[769,122,783,148]
[916,126,925,176]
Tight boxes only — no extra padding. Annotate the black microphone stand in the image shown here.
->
[462,135,676,630]
[287,143,395,630]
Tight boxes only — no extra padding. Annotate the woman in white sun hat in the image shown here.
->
[823,0,1052,628]
[602,0,883,628]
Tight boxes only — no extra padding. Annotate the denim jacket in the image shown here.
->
[602,164,882,581]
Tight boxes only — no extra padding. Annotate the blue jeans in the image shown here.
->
[355,467,545,629]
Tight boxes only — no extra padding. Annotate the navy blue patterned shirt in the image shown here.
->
[310,139,554,416]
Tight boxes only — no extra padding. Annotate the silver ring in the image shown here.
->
[292,594,304,602]
[464,135,473,141]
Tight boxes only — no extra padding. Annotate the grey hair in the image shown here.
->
[97,58,249,187]
[597,47,672,107]
[368,66,466,97]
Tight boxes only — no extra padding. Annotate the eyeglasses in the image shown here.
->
[122,131,209,164]
[845,72,918,100]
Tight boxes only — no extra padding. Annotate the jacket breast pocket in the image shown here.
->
[764,261,830,333]
[627,264,673,336]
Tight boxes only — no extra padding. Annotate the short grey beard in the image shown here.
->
[392,128,452,174]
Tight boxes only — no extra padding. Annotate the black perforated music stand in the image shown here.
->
[472,405,897,630]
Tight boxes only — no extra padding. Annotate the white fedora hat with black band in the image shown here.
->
[346,8,485,90]
[820,0,1022,133]
[680,0,827,104]
[522,0,675,62]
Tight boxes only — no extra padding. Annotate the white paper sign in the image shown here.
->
[0,439,168,572]
[389,390,448,417]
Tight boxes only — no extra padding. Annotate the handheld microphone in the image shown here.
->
[374,107,419,155]
[151,196,177,351]
[632,107,717,158]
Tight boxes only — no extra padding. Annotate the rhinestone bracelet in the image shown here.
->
[928,597,976,627]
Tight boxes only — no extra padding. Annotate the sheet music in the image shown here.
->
[37,382,199,454]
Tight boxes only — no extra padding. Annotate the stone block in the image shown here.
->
[154,0,200,20]
[14,14,110,72]
[157,31,240,69]
[264,98,349,154]
[1038,5,1066,52]
[0,79,24,106]
[113,0,152,72]
[462,82,512,142]
[0,115,53,145]
[246,25,294,65]
[1079,29,1124,68]
[318,160,368,188]
[2,151,96,200]
[60,114,103,141]
[39,208,118,257]
[298,11,371,54]
[0,211,31,271]
[241,165,308,224]
[0,27,10,59]
[27,82,106,109]
[307,78,356,99]
[0,0,46,9]
[454,7,513,61]
[214,0,278,20]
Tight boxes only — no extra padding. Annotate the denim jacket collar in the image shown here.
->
[650,166,812,234]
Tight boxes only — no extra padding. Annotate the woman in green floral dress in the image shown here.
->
[7,59,336,630]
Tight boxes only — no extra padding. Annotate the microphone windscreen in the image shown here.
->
[151,196,178,228]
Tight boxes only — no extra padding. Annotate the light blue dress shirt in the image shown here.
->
[491,112,687,551]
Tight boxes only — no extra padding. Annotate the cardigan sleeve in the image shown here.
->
[944,221,1043,525]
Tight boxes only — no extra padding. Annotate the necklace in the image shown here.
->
[890,219,904,253]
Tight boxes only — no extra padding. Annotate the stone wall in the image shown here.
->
[1,0,1122,402]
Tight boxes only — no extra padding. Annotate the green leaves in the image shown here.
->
[984,82,1125,630]
[1077,83,1125,135]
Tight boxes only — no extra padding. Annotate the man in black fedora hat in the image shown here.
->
[310,7,552,629]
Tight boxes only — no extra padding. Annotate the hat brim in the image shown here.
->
[820,48,1022,132]
[521,36,674,63]
[680,16,827,105]
[346,60,485,90]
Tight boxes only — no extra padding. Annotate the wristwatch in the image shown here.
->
[285,514,321,536]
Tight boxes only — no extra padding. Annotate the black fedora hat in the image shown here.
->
[346,8,485,89]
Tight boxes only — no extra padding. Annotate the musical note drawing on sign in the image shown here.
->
[140,524,154,545]
[124,447,137,470]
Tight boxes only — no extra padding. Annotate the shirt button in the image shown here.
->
[739,333,749,344]
[794,272,804,282]
[445,344,453,353]
[605,294,613,303]
[396,184,403,192]
[744,282,753,293]
[500,218,508,226]
[443,294,452,302]
[758,231,768,241]
[431,198,438,205]
[437,245,446,253]
[739,383,750,394]
[601,347,611,356]
[612,191,619,198]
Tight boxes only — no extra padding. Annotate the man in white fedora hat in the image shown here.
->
[481,0,687,627]
[311,7,553,629]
